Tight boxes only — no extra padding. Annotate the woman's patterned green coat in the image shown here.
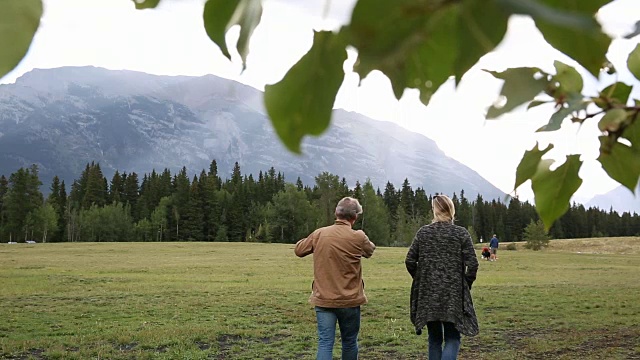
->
[405,222,479,336]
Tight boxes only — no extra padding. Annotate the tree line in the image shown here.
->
[1,161,639,245]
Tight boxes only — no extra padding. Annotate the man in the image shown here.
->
[295,197,376,360]
[489,234,499,261]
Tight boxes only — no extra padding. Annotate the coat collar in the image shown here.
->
[334,219,352,227]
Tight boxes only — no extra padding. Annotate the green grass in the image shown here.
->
[0,239,639,359]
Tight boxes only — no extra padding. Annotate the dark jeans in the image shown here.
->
[315,306,360,360]
[427,321,461,360]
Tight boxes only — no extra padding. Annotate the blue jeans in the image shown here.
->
[315,306,360,360]
[427,321,461,360]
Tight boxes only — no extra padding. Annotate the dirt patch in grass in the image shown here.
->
[196,341,211,350]
[212,333,293,358]
[491,327,640,359]
[2,348,47,360]
[154,345,168,353]
[114,342,138,351]
[259,334,289,343]
[215,334,242,359]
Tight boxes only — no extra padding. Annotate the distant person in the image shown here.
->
[481,247,491,261]
[294,197,376,360]
[405,194,479,360]
[489,234,499,261]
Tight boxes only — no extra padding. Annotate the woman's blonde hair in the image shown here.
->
[432,194,455,223]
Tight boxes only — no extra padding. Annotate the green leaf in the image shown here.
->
[348,0,459,103]
[598,108,628,132]
[531,0,612,76]
[598,136,640,192]
[132,0,160,9]
[527,100,551,110]
[405,6,458,105]
[203,0,263,69]
[531,155,583,230]
[514,142,554,190]
[600,82,633,107]
[498,0,609,31]
[485,67,549,119]
[0,0,42,80]
[622,112,640,147]
[455,0,509,82]
[627,43,640,82]
[553,61,583,96]
[537,94,587,132]
[264,31,347,153]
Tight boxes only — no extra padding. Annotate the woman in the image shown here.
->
[405,194,479,360]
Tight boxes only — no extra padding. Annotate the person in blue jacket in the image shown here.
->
[489,234,499,261]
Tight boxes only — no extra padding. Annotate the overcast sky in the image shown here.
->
[3,0,640,202]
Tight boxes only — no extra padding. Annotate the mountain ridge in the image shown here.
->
[0,66,504,199]
[586,185,640,214]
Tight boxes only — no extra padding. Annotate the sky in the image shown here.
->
[3,0,640,203]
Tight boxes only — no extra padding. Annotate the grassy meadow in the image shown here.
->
[1,238,639,359]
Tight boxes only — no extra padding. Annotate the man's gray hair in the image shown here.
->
[335,197,363,221]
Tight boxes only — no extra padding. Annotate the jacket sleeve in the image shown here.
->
[294,230,317,257]
[462,231,479,285]
[405,234,419,279]
[359,231,376,258]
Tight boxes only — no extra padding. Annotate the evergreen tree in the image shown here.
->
[456,190,472,229]
[180,176,204,241]
[109,171,123,204]
[226,188,246,242]
[360,180,391,246]
[414,188,430,221]
[82,163,107,208]
[295,177,304,191]
[122,172,140,220]
[58,181,68,242]
[159,169,173,199]
[69,163,91,208]
[229,162,243,193]
[208,160,221,190]
[383,182,399,232]
[473,194,487,242]
[197,170,218,241]
[523,220,550,251]
[506,197,522,241]
[313,172,342,227]
[400,178,415,218]
[4,166,43,241]
[353,181,362,200]
[215,225,228,242]
[0,175,8,239]
[46,176,66,242]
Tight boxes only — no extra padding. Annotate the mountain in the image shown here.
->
[0,66,504,199]
[586,185,640,214]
